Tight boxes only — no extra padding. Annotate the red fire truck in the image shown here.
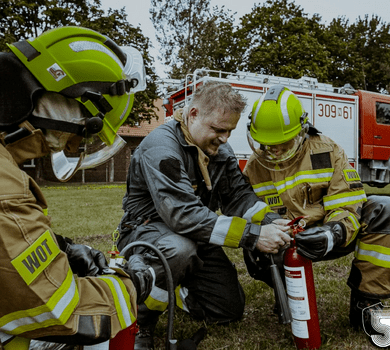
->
[162,69,390,188]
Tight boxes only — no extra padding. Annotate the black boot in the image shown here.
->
[134,323,156,350]
[349,290,381,331]
[134,305,161,350]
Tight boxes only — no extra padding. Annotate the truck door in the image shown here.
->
[358,91,390,160]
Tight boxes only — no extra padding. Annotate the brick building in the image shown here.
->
[22,99,165,184]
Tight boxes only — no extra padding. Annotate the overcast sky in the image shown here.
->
[100,0,390,77]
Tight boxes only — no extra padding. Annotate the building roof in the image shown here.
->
[118,99,165,137]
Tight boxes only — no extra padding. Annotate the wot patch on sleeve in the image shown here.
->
[159,158,182,183]
[310,152,331,170]
[344,169,361,182]
[12,230,60,286]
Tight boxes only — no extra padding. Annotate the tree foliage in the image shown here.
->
[0,0,160,124]
[236,0,331,81]
[151,0,390,93]
[324,15,390,92]
[150,0,239,78]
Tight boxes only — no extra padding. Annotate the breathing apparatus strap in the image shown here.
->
[28,116,85,136]
[3,117,84,145]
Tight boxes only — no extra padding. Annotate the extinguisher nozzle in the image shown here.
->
[270,256,292,325]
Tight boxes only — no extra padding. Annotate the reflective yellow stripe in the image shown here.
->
[42,208,48,216]
[3,336,30,350]
[355,240,390,268]
[0,269,79,335]
[274,169,334,194]
[326,211,360,245]
[145,285,189,313]
[346,213,361,245]
[327,210,344,221]
[210,216,246,248]
[144,285,169,312]
[252,170,334,197]
[99,276,136,328]
[252,181,277,196]
[12,230,61,286]
[242,201,273,224]
[324,190,366,210]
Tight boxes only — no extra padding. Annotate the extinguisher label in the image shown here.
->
[291,319,309,339]
[284,265,311,321]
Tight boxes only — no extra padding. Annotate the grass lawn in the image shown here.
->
[41,184,387,349]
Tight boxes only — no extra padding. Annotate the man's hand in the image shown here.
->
[66,244,112,277]
[55,233,111,277]
[295,222,346,260]
[123,254,155,304]
[255,219,291,254]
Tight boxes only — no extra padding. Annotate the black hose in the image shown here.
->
[120,241,176,350]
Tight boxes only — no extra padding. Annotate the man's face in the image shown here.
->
[265,139,296,160]
[187,107,240,156]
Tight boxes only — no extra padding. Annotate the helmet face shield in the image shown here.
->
[247,123,306,165]
[51,134,126,182]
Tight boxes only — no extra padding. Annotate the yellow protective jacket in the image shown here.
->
[0,144,137,345]
[244,132,367,248]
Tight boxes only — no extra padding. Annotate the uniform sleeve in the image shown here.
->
[138,145,271,250]
[323,144,366,245]
[0,166,137,344]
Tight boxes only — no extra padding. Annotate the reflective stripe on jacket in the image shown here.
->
[243,133,366,246]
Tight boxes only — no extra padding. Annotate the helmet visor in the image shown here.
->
[247,125,306,164]
[51,133,126,182]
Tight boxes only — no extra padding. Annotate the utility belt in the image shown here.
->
[118,211,160,239]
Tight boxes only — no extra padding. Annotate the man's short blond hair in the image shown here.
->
[186,81,247,118]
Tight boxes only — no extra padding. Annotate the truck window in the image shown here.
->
[376,102,390,125]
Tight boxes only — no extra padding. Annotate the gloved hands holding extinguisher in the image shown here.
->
[55,233,155,304]
[55,234,112,277]
[295,221,347,261]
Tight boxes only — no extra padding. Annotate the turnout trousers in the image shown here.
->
[117,221,246,326]
[348,195,390,299]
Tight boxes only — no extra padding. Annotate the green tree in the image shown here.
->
[0,0,159,124]
[236,0,331,81]
[150,0,238,78]
[325,15,390,92]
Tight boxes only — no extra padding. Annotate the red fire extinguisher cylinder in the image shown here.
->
[284,218,321,350]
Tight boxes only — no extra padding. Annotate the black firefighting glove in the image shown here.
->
[123,254,155,304]
[295,221,347,261]
[55,234,111,277]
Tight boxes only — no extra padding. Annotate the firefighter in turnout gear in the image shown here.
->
[117,81,292,350]
[0,26,154,349]
[244,84,390,347]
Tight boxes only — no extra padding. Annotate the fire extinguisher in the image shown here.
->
[284,217,321,350]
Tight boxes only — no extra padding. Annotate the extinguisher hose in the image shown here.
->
[120,241,176,350]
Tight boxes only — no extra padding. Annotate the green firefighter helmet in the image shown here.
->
[247,85,308,166]
[7,26,147,181]
[8,25,146,145]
